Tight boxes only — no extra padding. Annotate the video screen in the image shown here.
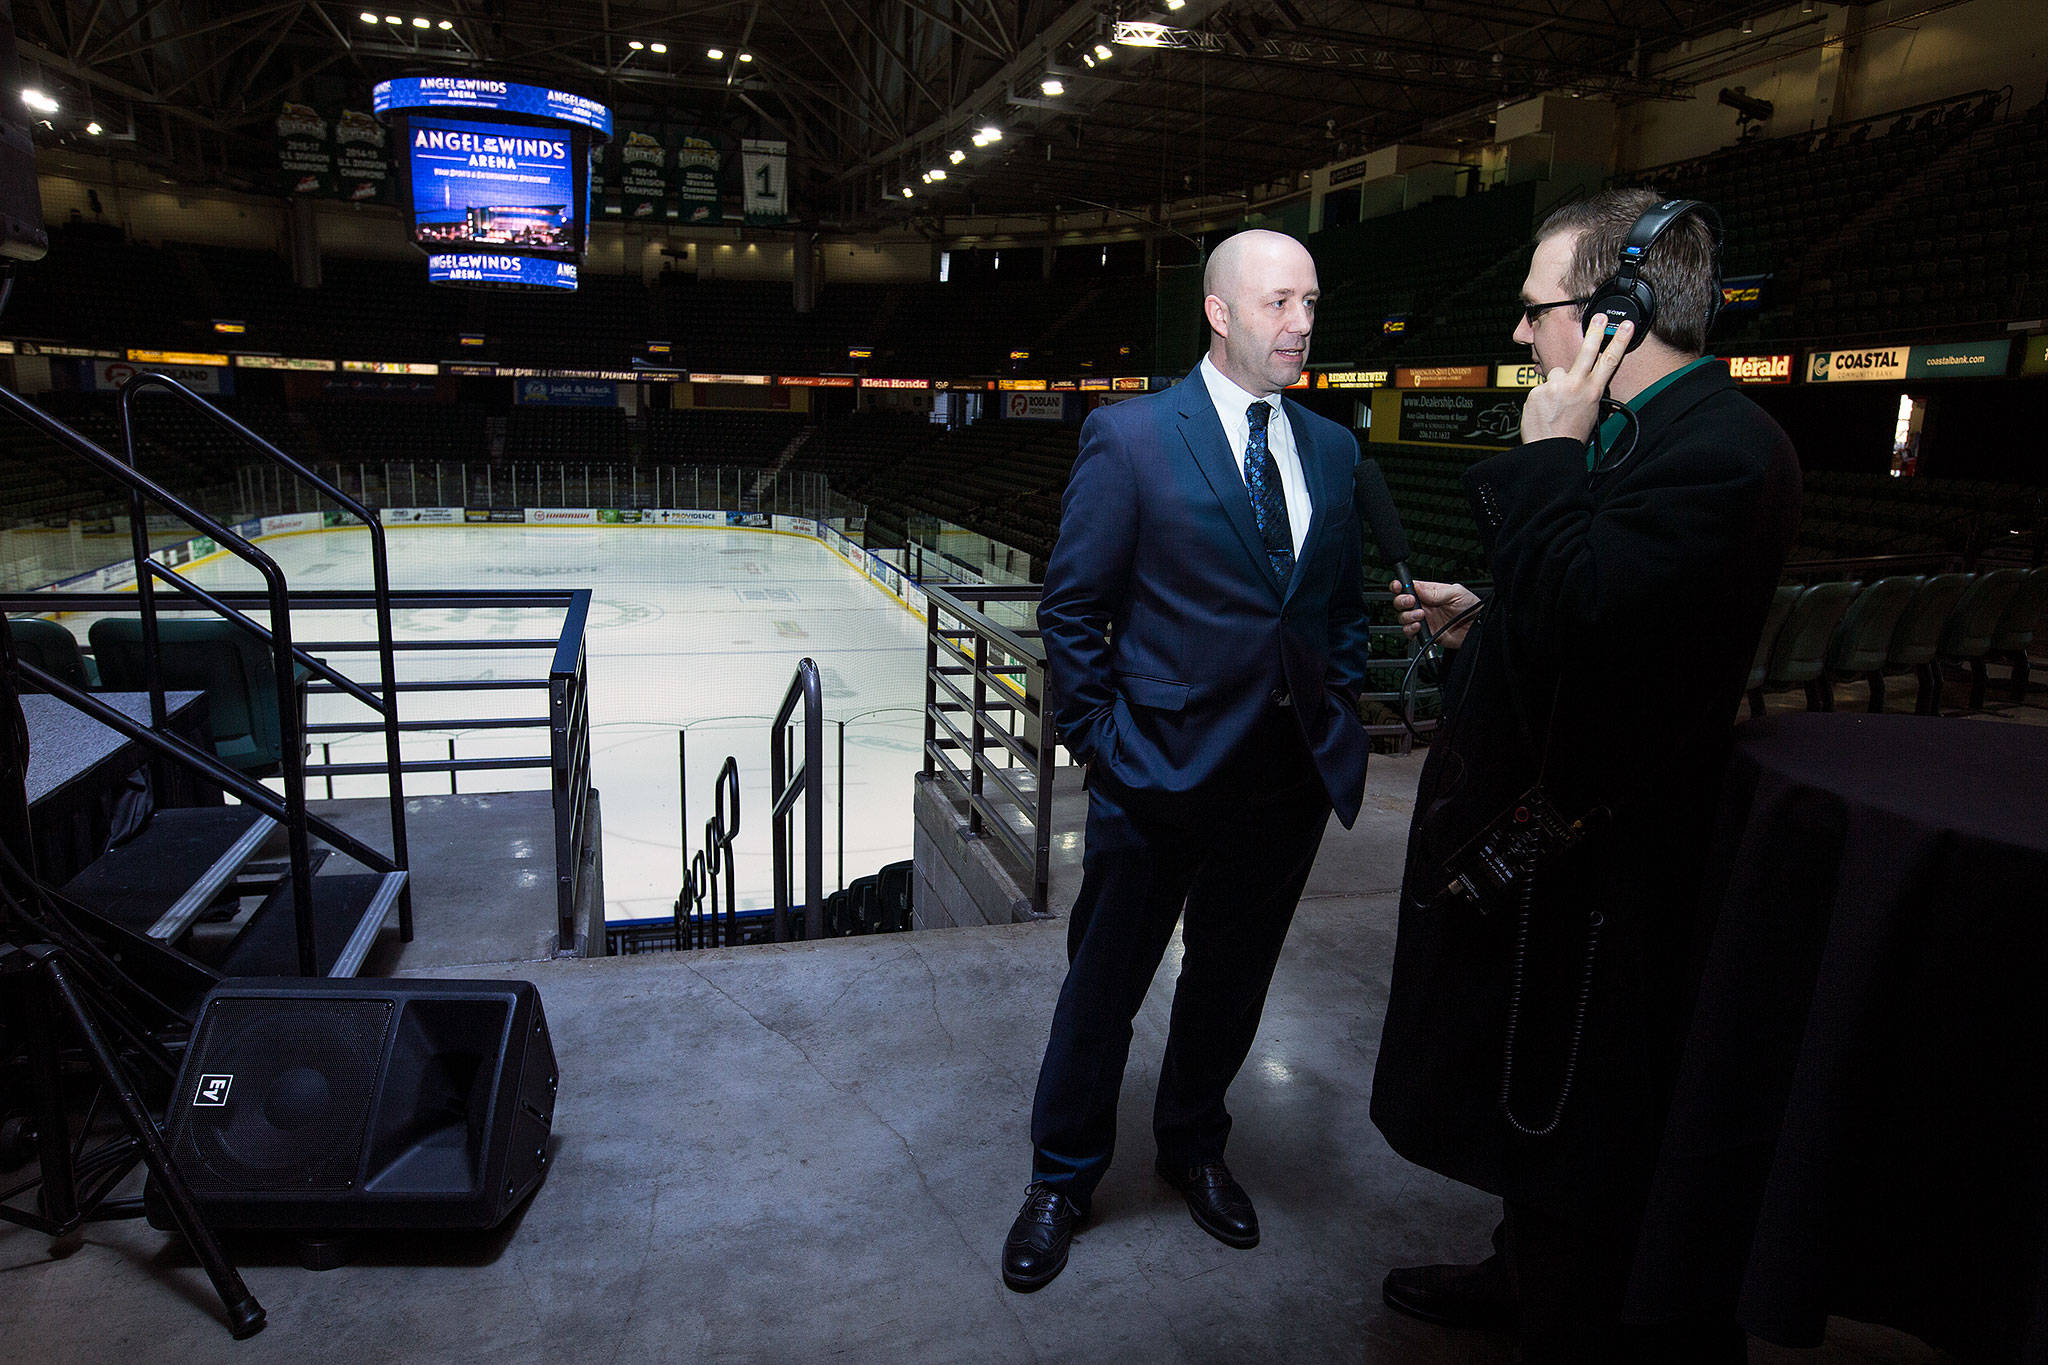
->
[406,115,577,254]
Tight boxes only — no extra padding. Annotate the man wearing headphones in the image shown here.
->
[1368,188,1801,1360]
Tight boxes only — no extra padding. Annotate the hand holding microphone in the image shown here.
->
[1390,579,1481,652]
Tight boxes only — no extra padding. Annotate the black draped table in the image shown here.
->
[1626,712,2048,1361]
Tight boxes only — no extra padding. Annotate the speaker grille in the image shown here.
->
[172,997,395,1194]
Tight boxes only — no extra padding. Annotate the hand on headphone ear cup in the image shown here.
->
[1581,279,1655,353]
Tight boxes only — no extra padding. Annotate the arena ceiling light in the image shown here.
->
[902,185,914,197]
[85,120,101,135]
[928,167,947,181]
[359,10,378,21]
[978,125,1002,143]
[411,16,430,27]
[629,40,644,49]
[19,89,57,114]
[650,43,667,54]
[1093,43,1113,61]
[738,52,752,62]
[706,47,724,60]
[948,148,965,164]
[438,19,452,29]
[1040,76,1064,96]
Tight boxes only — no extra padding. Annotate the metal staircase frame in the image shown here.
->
[1,375,410,976]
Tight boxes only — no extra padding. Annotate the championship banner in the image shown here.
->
[676,130,722,223]
[334,109,389,203]
[277,103,331,195]
[741,138,788,224]
[616,129,670,220]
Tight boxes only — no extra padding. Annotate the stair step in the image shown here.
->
[60,807,280,942]
[216,870,408,978]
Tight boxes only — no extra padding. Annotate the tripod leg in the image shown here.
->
[2,950,79,1232]
[27,947,265,1340]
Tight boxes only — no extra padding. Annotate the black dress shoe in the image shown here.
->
[1155,1157,1260,1249]
[1002,1182,1081,1292]
[1382,1252,1516,1330]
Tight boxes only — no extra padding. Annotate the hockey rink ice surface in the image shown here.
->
[140,524,931,923]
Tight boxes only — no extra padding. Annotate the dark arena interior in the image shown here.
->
[0,0,2045,1359]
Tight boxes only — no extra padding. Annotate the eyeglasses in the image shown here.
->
[1520,297,1589,325]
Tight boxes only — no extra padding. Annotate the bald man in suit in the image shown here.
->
[1001,230,1374,1291]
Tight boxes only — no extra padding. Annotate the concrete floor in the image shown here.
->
[0,751,1959,1362]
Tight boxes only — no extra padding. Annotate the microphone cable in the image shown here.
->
[1394,593,1490,742]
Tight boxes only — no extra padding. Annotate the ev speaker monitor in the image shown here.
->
[148,977,558,1232]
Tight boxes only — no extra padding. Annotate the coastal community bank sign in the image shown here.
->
[1806,340,2011,382]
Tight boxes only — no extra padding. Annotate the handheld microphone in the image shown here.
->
[1353,458,1433,651]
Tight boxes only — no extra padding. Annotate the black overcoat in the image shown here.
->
[1371,359,1802,1218]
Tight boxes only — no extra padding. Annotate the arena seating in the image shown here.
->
[503,404,627,461]
[644,409,807,465]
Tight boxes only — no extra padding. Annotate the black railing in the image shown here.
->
[674,750,740,950]
[6,587,599,956]
[770,659,823,943]
[922,584,1059,918]
[119,374,411,969]
[0,384,406,976]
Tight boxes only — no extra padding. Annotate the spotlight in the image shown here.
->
[384,14,401,23]
[1166,0,1185,8]
[948,148,965,164]
[85,121,102,135]
[438,18,452,29]
[650,42,667,53]
[359,11,378,22]
[1040,76,1064,95]
[1094,43,1113,60]
[412,16,429,28]
[902,186,914,198]
[629,40,644,49]
[929,168,946,181]
[1082,52,1096,68]
[737,51,752,62]
[707,47,724,60]
[20,89,56,114]
[979,125,1002,142]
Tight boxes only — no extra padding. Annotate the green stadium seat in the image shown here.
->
[1824,576,1921,712]
[1938,569,2026,710]
[8,616,96,691]
[1884,573,1969,715]
[1746,585,1804,718]
[88,617,309,777]
[1762,581,1860,712]
[1988,566,2048,702]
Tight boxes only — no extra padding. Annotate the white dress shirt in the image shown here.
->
[1199,355,1312,557]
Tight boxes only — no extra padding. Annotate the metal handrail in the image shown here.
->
[673,750,740,950]
[0,386,396,974]
[120,374,411,955]
[769,659,824,942]
[921,584,1059,917]
[6,585,598,957]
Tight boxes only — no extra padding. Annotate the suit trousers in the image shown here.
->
[1029,726,1329,1209]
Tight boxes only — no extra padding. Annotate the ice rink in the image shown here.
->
[95,524,931,923]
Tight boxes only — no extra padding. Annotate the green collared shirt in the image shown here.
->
[1589,354,1719,470]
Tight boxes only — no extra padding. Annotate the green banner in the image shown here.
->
[616,129,670,221]
[1905,338,2012,379]
[277,103,330,195]
[333,109,390,204]
[676,130,722,223]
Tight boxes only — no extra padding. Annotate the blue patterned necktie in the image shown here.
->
[1244,400,1295,583]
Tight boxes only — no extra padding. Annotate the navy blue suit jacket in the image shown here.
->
[1038,367,1374,828]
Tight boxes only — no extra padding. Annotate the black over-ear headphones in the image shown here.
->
[1579,198,1722,354]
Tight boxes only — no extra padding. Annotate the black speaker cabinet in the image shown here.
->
[147,977,557,1232]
